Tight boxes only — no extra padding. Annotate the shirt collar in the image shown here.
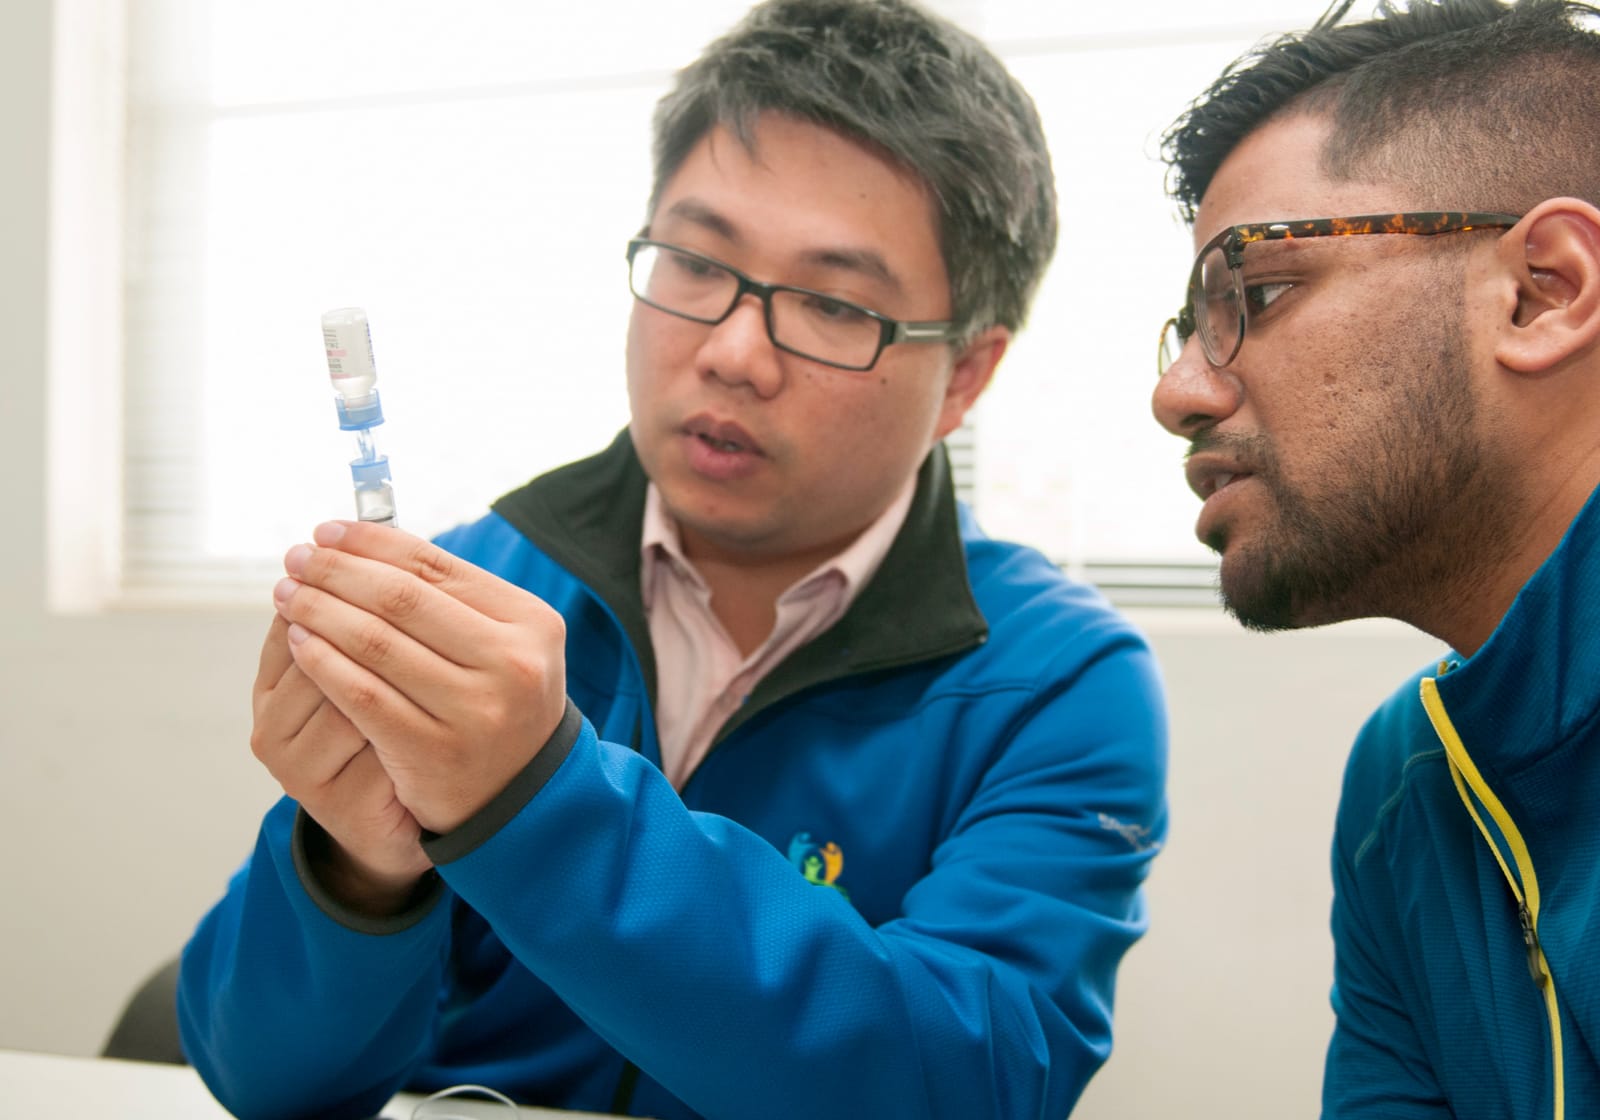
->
[640,476,917,610]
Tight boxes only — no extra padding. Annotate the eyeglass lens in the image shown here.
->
[1195,244,1239,367]
[630,244,884,369]
[1158,242,1239,376]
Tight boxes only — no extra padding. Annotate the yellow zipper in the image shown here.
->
[1420,675,1564,1120]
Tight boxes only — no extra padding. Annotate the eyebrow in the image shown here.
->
[661,198,738,242]
[807,247,902,293]
[658,198,905,294]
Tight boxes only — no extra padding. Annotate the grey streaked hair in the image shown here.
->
[648,0,1058,342]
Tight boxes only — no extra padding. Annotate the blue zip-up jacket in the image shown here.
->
[1324,484,1600,1119]
[179,434,1169,1120]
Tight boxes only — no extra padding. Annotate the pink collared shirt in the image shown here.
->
[641,478,916,790]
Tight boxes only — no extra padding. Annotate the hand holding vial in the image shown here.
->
[272,520,570,839]
[254,314,569,905]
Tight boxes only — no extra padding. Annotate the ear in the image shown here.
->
[1494,198,1600,375]
[933,325,1010,442]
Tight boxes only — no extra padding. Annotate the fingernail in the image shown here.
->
[284,543,313,575]
[287,622,310,646]
[273,577,299,604]
[313,521,349,546]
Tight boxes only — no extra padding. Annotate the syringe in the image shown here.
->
[321,307,398,527]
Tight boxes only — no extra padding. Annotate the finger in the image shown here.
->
[253,614,333,745]
[272,695,369,791]
[283,617,437,748]
[284,542,497,670]
[254,612,298,698]
[309,520,538,625]
[321,745,422,846]
[256,694,364,792]
[253,630,367,773]
[254,659,329,742]
[275,575,470,720]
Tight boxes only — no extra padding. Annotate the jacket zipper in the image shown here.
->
[1420,675,1565,1120]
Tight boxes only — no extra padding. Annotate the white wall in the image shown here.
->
[1,0,284,1061]
[1076,619,1438,1119]
[0,3,1445,1116]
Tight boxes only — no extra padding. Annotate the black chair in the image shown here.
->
[101,956,186,1065]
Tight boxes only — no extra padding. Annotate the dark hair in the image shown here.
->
[1161,0,1600,223]
[649,0,1058,340]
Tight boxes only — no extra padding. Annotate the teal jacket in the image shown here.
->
[179,434,1169,1120]
[1325,486,1600,1119]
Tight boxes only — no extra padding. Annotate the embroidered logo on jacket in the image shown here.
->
[787,832,849,899]
[1098,812,1162,853]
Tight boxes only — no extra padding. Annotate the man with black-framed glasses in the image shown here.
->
[177,2,1169,1118]
[624,239,964,372]
[1153,1,1600,1117]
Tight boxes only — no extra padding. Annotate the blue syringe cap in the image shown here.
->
[349,454,392,485]
[336,389,385,430]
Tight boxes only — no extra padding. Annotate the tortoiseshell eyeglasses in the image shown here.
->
[1156,211,1523,376]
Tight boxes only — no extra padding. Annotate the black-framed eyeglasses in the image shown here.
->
[1156,211,1523,376]
[625,238,958,372]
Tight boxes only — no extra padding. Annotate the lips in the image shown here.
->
[1205,469,1250,499]
[1183,427,1271,500]
[1184,457,1255,501]
[684,414,765,458]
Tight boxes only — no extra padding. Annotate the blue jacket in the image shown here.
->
[1324,486,1600,1119]
[179,435,1169,1120]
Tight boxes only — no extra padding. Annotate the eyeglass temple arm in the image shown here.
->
[893,321,957,343]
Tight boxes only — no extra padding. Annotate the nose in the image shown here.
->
[695,293,785,399]
[1151,337,1243,439]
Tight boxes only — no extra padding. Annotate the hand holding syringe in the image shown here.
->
[321,307,397,527]
[257,308,565,899]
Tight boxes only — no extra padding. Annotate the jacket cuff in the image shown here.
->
[420,697,584,866]
[290,809,445,936]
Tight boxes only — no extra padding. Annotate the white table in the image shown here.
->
[0,1049,617,1119]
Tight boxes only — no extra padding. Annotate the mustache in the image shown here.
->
[1185,429,1275,476]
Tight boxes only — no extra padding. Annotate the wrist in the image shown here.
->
[320,852,426,918]
[303,820,431,919]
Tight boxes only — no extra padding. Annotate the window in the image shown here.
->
[57,0,1310,608]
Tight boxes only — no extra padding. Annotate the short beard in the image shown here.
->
[1204,330,1502,632]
